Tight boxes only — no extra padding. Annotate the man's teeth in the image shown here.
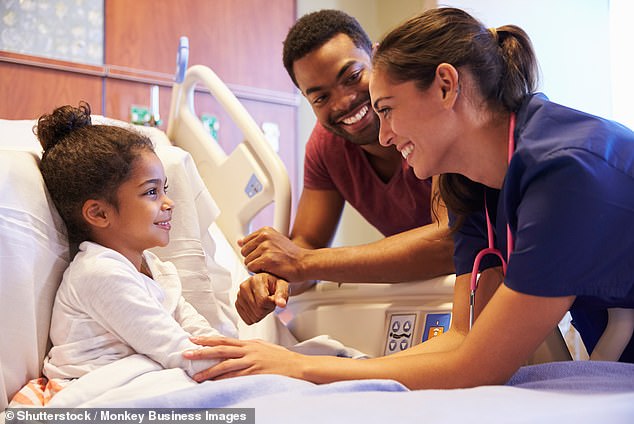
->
[401,144,414,159]
[342,105,368,125]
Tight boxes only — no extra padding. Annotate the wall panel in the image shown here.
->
[104,0,296,93]
[0,57,103,119]
[104,78,173,124]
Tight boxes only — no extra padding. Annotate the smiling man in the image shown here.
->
[234,9,455,325]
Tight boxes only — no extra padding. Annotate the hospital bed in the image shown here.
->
[1,59,634,423]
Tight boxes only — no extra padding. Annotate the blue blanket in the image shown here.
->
[105,361,634,423]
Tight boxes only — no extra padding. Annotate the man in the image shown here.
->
[235,10,454,325]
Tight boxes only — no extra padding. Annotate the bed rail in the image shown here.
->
[166,64,291,255]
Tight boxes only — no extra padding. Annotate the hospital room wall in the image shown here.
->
[296,0,616,248]
[442,0,612,119]
[0,0,301,221]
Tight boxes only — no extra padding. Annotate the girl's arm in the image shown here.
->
[174,296,223,338]
[80,266,219,376]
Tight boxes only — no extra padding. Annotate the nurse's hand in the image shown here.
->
[239,227,308,282]
[184,337,303,382]
[235,273,288,325]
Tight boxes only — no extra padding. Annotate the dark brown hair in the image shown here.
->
[283,9,372,87]
[37,102,154,243]
[373,7,539,221]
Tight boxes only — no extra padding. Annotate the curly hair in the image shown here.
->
[283,9,372,87]
[37,101,155,243]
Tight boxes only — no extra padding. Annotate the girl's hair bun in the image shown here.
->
[36,101,92,152]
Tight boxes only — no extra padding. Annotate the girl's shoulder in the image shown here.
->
[66,242,140,285]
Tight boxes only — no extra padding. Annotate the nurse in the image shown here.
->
[186,7,634,388]
[369,7,634,364]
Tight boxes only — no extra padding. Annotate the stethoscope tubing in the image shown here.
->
[468,112,516,329]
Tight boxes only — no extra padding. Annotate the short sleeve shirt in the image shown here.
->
[452,94,634,361]
[303,122,432,236]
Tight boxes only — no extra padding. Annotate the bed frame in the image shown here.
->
[166,63,291,256]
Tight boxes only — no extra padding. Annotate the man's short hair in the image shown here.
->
[283,9,372,87]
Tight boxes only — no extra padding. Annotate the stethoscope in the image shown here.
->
[468,113,516,329]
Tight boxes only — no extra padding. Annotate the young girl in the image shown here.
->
[183,7,634,389]
[37,102,222,381]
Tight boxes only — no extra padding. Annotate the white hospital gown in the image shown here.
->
[43,241,221,379]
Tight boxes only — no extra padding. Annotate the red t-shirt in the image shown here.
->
[303,122,432,236]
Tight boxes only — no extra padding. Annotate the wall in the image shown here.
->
[442,0,612,119]
[610,0,634,129]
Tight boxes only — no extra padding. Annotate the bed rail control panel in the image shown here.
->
[287,276,455,357]
[422,313,451,342]
[385,313,417,354]
[245,174,263,198]
[384,311,452,355]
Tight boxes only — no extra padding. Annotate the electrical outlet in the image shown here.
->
[261,122,280,152]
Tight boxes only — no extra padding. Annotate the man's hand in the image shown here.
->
[238,227,308,282]
[235,272,289,325]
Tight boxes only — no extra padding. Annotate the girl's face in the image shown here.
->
[104,150,173,262]
[369,67,456,180]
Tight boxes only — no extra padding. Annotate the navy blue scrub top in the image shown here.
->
[452,94,634,362]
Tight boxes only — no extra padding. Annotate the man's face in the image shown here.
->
[293,33,379,146]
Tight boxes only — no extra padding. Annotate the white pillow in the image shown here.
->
[0,150,70,410]
[0,119,41,153]
[0,116,171,154]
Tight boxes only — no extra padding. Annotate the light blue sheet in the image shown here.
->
[105,361,634,423]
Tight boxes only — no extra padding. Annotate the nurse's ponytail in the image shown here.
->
[373,7,539,222]
[492,25,539,112]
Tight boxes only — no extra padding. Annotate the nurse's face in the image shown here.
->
[369,67,454,179]
[293,33,379,146]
